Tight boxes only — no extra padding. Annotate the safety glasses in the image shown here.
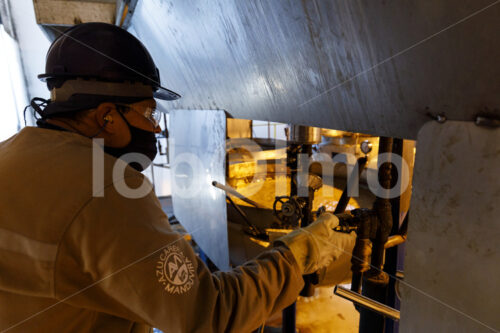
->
[115,103,161,127]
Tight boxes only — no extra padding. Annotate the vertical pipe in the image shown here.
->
[288,144,299,196]
[334,156,368,214]
[359,136,394,333]
[282,303,296,333]
[371,137,393,269]
[163,113,169,164]
[384,138,403,333]
[299,144,313,227]
[282,143,299,333]
[340,157,369,296]
[298,144,318,298]
[283,128,317,333]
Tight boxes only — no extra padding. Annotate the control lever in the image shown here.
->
[212,181,267,238]
[212,181,266,209]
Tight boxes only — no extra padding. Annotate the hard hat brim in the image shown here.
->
[38,73,181,101]
[154,86,181,101]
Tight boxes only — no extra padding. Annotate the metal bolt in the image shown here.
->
[436,114,447,123]
[360,140,373,155]
[475,116,500,128]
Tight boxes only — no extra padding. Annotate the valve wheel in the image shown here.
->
[273,196,302,227]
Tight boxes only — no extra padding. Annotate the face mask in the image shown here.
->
[104,114,158,172]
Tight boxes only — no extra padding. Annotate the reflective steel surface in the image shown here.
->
[129,0,499,139]
[334,286,400,321]
[169,109,229,270]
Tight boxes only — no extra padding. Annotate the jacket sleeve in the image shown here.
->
[54,176,304,333]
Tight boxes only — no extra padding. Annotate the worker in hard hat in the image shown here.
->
[0,23,355,333]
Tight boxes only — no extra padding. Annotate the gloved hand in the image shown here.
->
[274,213,356,275]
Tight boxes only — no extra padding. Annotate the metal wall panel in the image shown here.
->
[169,109,229,270]
[401,121,500,332]
[129,0,499,139]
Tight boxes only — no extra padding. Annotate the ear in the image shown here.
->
[95,103,120,134]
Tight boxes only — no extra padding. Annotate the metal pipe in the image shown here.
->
[359,137,394,332]
[384,234,407,249]
[287,125,321,144]
[334,286,400,321]
[282,302,296,333]
[281,141,302,332]
[334,156,368,214]
[370,136,394,269]
[225,195,263,237]
[212,181,266,209]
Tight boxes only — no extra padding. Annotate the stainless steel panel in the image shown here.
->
[169,109,229,270]
[129,0,499,139]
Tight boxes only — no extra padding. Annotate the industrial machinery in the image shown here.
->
[6,0,497,331]
[168,112,415,331]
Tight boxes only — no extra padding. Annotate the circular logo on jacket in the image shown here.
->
[156,245,195,294]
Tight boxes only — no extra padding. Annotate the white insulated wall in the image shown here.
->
[401,121,500,332]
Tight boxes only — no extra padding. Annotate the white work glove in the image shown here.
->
[274,213,356,275]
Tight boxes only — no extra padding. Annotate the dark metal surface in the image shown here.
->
[128,0,498,139]
[384,138,404,333]
[359,137,394,333]
[334,157,368,214]
[282,302,296,333]
[169,109,229,270]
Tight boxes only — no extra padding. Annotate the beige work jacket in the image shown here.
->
[0,127,304,332]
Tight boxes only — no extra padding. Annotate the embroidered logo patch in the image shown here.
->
[156,245,195,294]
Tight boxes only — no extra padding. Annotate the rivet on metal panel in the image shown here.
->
[436,114,447,123]
[475,115,500,128]
[360,140,373,155]
[426,111,447,124]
